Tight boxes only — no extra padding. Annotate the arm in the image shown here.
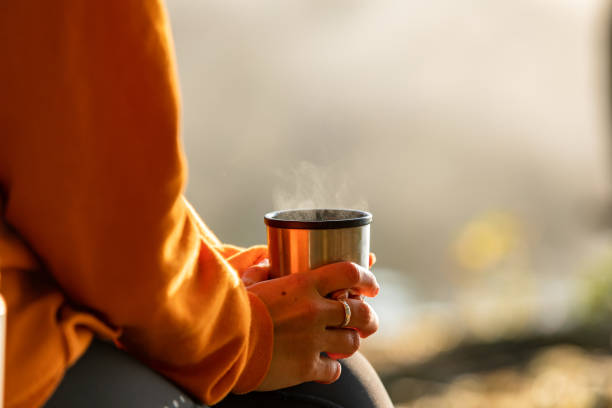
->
[0,0,271,404]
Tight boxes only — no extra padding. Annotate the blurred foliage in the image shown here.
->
[400,346,612,408]
[376,214,612,407]
[577,250,612,328]
[452,211,523,273]
[450,211,537,341]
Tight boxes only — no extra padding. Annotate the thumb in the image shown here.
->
[241,259,270,286]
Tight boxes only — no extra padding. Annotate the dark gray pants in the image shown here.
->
[44,339,393,408]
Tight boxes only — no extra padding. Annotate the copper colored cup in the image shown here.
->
[264,209,372,279]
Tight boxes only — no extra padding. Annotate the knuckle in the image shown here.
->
[244,266,264,278]
[293,272,309,287]
[241,267,255,277]
[356,302,379,337]
[357,301,372,322]
[370,308,380,332]
[346,331,360,354]
[302,301,321,324]
[305,272,320,290]
[344,262,361,285]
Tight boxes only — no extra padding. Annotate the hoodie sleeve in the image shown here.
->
[0,0,272,404]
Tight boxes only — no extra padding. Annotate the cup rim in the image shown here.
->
[264,208,372,230]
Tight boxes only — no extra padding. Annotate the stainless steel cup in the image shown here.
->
[264,209,372,278]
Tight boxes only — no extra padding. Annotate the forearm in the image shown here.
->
[0,0,273,403]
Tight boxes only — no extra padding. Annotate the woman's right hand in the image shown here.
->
[246,261,380,391]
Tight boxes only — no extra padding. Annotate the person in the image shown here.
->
[0,1,392,407]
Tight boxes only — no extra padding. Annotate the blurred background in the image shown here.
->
[167,0,612,406]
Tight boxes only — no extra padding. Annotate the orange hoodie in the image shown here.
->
[0,1,273,407]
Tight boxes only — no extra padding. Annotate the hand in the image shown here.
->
[331,253,377,300]
[240,259,271,287]
[240,253,377,288]
[247,261,380,391]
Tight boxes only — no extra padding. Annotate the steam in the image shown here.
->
[273,161,368,211]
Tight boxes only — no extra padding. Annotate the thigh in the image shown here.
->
[217,353,393,408]
[45,340,392,408]
[44,339,208,408]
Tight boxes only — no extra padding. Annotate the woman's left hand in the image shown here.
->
[241,259,271,287]
[241,253,376,288]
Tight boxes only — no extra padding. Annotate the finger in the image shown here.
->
[312,355,342,384]
[369,253,376,267]
[254,250,269,265]
[347,292,364,300]
[241,260,270,286]
[329,289,349,300]
[227,245,268,274]
[324,328,360,359]
[324,298,379,338]
[313,262,379,297]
